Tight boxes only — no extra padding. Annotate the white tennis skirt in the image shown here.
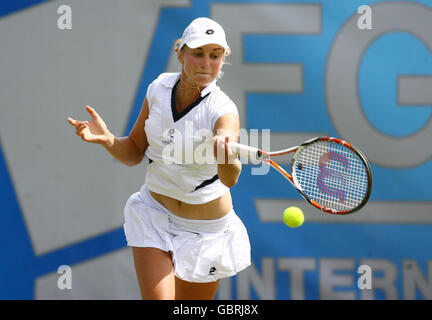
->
[123,186,251,283]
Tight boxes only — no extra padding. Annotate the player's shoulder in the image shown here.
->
[207,91,237,115]
[207,86,235,106]
[146,73,180,104]
[151,72,180,88]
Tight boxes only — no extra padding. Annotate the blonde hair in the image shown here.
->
[173,39,183,53]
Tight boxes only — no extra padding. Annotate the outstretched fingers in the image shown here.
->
[86,105,100,120]
[67,117,77,126]
[67,105,108,144]
[67,105,97,126]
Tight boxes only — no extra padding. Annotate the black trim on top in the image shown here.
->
[171,79,211,122]
[148,156,218,191]
[194,175,219,191]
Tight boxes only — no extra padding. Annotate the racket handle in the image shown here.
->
[228,142,261,159]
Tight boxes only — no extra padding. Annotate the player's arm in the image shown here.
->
[213,113,242,188]
[103,98,150,167]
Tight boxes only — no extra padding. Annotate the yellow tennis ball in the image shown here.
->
[283,207,304,228]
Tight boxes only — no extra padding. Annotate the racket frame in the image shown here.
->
[229,136,373,215]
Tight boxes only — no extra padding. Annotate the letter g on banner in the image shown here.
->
[326,2,432,168]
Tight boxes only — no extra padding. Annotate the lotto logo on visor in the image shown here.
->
[179,17,229,51]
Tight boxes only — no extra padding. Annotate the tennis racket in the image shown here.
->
[228,137,372,215]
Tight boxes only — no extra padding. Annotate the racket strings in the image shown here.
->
[292,141,369,212]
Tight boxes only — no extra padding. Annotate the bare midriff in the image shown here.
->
[149,190,233,220]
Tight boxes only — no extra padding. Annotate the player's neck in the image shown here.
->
[175,76,207,112]
[174,81,202,113]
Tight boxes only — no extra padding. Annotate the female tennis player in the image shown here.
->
[67,17,251,300]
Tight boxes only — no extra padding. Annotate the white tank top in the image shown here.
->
[141,72,239,204]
